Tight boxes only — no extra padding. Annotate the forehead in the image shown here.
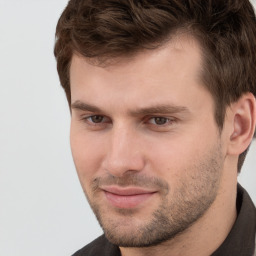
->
[69,35,206,107]
[73,33,201,66]
[71,35,202,81]
[69,35,217,128]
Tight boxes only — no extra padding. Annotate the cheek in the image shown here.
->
[146,134,214,186]
[70,127,105,185]
[147,137,194,171]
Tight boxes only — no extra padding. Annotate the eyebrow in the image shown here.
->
[71,101,102,113]
[129,105,190,116]
[71,100,190,116]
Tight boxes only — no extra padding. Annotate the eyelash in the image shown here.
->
[81,115,176,128]
[147,116,174,126]
[82,115,111,125]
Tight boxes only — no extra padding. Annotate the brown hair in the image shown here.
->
[54,0,256,172]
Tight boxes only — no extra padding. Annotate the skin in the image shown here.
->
[69,36,255,256]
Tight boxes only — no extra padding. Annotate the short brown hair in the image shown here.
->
[54,0,256,172]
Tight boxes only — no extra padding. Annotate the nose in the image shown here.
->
[101,125,145,177]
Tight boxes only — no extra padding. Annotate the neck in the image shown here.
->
[120,169,237,256]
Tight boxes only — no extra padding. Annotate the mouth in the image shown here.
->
[101,186,157,209]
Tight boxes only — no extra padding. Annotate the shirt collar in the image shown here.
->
[211,183,256,256]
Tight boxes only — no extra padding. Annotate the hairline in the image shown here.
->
[68,30,225,132]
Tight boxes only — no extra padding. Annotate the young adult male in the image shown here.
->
[54,0,256,255]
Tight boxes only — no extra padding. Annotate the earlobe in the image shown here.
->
[228,93,256,156]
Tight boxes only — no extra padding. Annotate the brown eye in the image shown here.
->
[90,115,104,123]
[152,117,168,125]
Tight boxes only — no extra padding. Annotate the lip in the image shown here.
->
[101,186,157,209]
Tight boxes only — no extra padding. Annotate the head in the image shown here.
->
[55,0,256,172]
[54,0,256,248]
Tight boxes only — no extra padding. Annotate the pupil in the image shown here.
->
[92,115,103,123]
[155,117,167,125]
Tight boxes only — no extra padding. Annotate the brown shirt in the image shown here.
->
[72,184,256,256]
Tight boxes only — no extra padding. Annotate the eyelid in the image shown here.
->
[80,114,111,124]
[78,113,177,131]
[146,115,176,123]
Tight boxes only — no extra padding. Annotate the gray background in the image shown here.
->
[0,1,255,255]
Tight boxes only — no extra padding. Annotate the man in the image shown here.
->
[54,0,256,255]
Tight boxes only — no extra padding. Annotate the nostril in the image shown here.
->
[102,153,145,178]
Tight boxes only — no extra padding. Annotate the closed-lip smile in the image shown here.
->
[101,186,157,208]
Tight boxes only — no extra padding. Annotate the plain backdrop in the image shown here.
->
[0,1,255,255]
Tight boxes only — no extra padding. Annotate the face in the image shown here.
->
[69,37,225,247]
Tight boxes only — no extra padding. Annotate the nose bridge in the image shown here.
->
[103,123,144,176]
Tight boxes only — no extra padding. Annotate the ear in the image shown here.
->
[227,93,256,156]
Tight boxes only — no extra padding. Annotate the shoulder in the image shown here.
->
[72,235,120,256]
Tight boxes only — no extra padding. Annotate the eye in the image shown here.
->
[79,114,111,130]
[81,115,111,126]
[148,117,170,125]
[88,115,105,123]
